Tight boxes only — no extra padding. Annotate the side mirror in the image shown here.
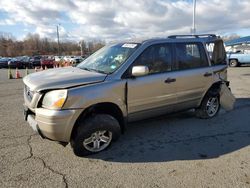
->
[131,65,149,77]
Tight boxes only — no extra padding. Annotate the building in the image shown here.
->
[225,36,250,53]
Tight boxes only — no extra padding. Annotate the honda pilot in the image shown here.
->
[23,34,228,156]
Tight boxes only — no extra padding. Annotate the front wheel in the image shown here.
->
[70,114,121,156]
[195,93,220,119]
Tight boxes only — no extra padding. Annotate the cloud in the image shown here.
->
[0,18,15,25]
[0,0,250,41]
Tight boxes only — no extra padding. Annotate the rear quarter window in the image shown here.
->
[206,41,227,65]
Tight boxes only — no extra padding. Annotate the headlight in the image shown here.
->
[42,90,67,109]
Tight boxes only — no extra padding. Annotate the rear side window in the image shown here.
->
[133,43,172,74]
[174,43,208,70]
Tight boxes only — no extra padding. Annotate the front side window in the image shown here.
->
[132,43,172,74]
[175,43,208,70]
[77,43,140,74]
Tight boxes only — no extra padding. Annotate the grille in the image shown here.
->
[24,85,34,101]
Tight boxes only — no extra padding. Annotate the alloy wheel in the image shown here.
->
[83,130,112,152]
[206,97,219,117]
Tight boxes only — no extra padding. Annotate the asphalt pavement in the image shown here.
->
[0,67,249,187]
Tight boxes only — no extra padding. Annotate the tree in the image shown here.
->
[0,32,105,57]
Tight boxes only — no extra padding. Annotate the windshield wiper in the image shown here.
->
[80,67,93,72]
[91,69,108,74]
[80,67,108,74]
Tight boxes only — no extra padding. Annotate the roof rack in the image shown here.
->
[168,34,217,39]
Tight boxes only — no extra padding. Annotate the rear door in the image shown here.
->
[125,43,178,121]
[173,42,213,109]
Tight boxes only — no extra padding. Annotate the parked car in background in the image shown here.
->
[64,56,75,62]
[30,56,42,68]
[54,56,63,62]
[227,50,250,67]
[71,56,84,66]
[0,57,11,68]
[8,58,25,69]
[41,56,55,69]
[23,34,230,156]
[19,56,31,68]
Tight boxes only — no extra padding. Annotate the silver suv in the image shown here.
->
[23,34,228,156]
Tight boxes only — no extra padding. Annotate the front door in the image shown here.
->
[125,43,178,121]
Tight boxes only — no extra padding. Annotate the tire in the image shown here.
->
[70,114,121,156]
[229,59,238,67]
[195,92,220,119]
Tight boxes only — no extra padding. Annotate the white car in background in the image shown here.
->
[71,56,84,65]
[64,56,75,62]
[54,56,63,62]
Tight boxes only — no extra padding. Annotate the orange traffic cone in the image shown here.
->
[15,68,21,79]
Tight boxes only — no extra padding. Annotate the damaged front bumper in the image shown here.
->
[24,105,82,142]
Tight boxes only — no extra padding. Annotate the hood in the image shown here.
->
[23,67,107,91]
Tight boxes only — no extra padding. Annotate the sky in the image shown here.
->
[0,0,249,42]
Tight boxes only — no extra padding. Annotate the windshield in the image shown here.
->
[77,43,140,74]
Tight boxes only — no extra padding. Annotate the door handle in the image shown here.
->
[204,72,212,77]
[165,78,176,83]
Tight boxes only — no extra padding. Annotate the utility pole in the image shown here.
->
[80,40,83,56]
[191,0,196,35]
[86,42,89,55]
[56,24,60,55]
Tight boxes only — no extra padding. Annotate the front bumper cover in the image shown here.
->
[24,106,82,142]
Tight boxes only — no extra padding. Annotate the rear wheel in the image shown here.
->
[229,59,238,67]
[196,92,220,119]
[70,114,121,156]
